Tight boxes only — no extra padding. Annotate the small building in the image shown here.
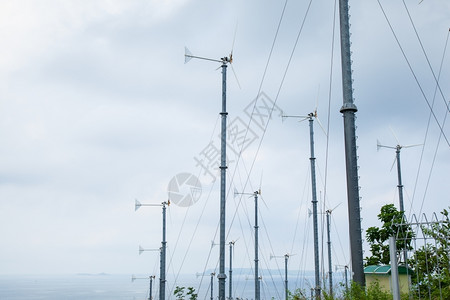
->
[364,265,412,294]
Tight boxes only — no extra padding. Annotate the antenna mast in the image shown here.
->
[377,138,421,264]
[338,0,365,287]
[282,112,321,298]
[234,190,261,300]
[308,115,321,299]
[135,200,169,300]
[228,240,238,300]
[326,209,333,298]
[218,58,228,300]
[185,48,233,300]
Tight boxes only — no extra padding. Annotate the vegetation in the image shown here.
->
[174,286,198,300]
[288,288,310,300]
[364,204,449,299]
[174,206,448,300]
[287,281,401,300]
[364,204,414,266]
[408,207,450,299]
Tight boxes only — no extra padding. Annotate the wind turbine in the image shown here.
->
[324,203,341,298]
[135,199,170,300]
[377,132,421,214]
[234,189,261,300]
[228,238,239,300]
[132,275,156,300]
[270,253,295,300]
[283,108,327,299]
[185,43,237,300]
[377,132,420,265]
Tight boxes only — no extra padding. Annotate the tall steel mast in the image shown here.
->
[218,59,228,300]
[307,114,321,298]
[338,0,365,287]
[185,49,233,300]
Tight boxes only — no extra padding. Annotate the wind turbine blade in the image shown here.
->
[231,22,238,53]
[230,63,242,89]
[184,47,193,64]
[389,126,401,145]
[390,156,397,172]
[259,171,263,192]
[316,91,320,111]
[403,143,423,149]
[315,117,328,137]
[329,202,342,212]
[315,85,320,113]
[260,194,269,210]
[377,141,396,150]
[298,116,309,123]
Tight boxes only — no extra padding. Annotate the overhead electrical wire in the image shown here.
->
[376,0,450,148]
[225,0,289,231]
[400,1,450,218]
[164,113,223,296]
[289,167,312,255]
[321,0,338,290]
[409,29,449,219]
[401,0,449,114]
[224,0,314,293]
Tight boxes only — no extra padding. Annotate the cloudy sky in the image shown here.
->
[0,0,448,291]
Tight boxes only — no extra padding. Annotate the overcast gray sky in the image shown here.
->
[0,0,448,286]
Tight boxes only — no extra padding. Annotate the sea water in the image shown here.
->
[0,272,340,299]
[0,274,147,300]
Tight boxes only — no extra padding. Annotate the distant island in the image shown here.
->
[76,273,109,276]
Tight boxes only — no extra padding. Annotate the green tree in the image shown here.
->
[364,204,414,266]
[174,286,198,300]
[288,288,309,300]
[174,286,185,300]
[186,287,198,300]
[340,280,393,300]
[409,207,450,299]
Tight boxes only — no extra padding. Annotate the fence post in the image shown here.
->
[389,236,401,300]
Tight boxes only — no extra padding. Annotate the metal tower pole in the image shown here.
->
[338,0,365,287]
[344,265,349,293]
[395,145,409,265]
[395,146,405,213]
[149,276,155,300]
[326,211,333,298]
[284,254,289,300]
[254,191,261,300]
[218,62,228,300]
[229,242,233,300]
[211,272,215,300]
[389,237,401,300]
[160,202,168,300]
[308,115,321,298]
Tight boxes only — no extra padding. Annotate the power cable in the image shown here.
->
[376,0,450,147]
[401,0,449,114]
[411,29,449,218]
